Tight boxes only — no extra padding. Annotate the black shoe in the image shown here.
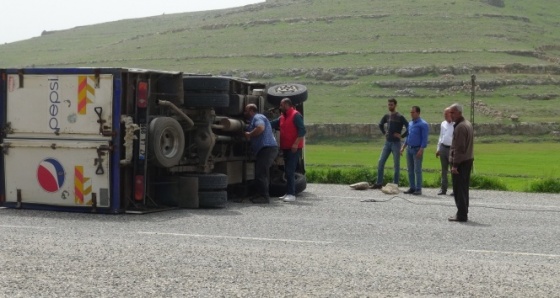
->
[412,190,422,195]
[449,192,454,196]
[371,184,383,189]
[448,215,467,222]
[403,188,415,194]
[437,190,446,195]
[250,196,270,204]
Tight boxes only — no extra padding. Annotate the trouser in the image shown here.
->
[452,159,473,219]
[283,148,302,195]
[376,141,401,184]
[439,146,450,191]
[255,146,278,198]
[406,147,424,190]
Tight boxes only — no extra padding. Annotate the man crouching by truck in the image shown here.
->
[244,104,279,204]
[271,98,306,202]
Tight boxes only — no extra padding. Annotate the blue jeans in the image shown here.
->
[283,149,302,195]
[406,147,424,190]
[377,141,401,184]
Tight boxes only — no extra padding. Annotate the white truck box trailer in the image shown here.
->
[0,68,308,213]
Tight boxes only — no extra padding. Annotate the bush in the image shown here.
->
[527,178,560,193]
[306,167,511,191]
[467,174,508,191]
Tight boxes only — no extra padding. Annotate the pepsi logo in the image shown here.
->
[37,158,66,192]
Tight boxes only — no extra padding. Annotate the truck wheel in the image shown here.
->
[269,172,307,197]
[183,173,228,190]
[183,76,230,92]
[198,191,228,208]
[184,93,230,108]
[149,117,185,168]
[267,84,308,106]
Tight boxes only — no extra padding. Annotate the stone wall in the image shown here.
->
[306,123,560,139]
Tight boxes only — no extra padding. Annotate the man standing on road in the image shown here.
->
[271,98,306,202]
[401,106,429,195]
[448,103,474,222]
[372,98,409,189]
[436,107,454,195]
[244,104,279,204]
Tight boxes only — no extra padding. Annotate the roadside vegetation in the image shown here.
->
[305,139,560,193]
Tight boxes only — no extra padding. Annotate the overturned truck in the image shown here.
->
[0,68,307,213]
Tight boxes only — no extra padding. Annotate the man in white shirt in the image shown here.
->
[436,107,454,195]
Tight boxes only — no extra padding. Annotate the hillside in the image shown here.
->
[1,0,560,125]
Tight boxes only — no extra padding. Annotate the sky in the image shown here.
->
[0,0,264,44]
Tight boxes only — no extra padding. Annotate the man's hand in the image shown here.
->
[244,132,251,140]
[393,132,401,139]
[291,144,298,153]
[451,166,459,174]
[436,150,440,158]
[416,148,423,158]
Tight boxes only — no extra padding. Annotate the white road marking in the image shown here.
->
[138,231,333,244]
[0,225,54,229]
[466,249,560,258]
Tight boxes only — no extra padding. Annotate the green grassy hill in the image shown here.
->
[2,0,560,124]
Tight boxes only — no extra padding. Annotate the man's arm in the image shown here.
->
[400,116,409,139]
[292,114,306,152]
[378,115,387,135]
[270,118,279,130]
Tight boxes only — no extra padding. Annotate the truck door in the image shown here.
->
[5,73,114,138]
[3,139,111,209]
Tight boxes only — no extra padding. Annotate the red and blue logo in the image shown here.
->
[37,158,66,192]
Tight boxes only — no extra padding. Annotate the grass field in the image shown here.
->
[305,141,560,192]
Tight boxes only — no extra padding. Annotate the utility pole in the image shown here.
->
[470,74,476,130]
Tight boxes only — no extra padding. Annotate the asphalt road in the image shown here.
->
[1,184,559,297]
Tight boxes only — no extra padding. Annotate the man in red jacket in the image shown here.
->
[271,98,306,202]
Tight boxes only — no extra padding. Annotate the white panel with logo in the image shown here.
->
[3,139,111,207]
[6,74,114,138]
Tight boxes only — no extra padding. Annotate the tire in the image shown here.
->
[183,76,230,92]
[149,117,185,168]
[267,83,308,106]
[184,93,230,108]
[269,172,307,197]
[198,191,228,208]
[183,173,228,190]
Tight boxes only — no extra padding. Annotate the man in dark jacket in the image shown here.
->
[372,98,409,189]
[448,103,474,222]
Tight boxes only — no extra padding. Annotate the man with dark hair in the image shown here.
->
[372,98,409,189]
[448,103,474,222]
[244,104,279,204]
[271,98,306,202]
[401,106,429,195]
[436,107,454,195]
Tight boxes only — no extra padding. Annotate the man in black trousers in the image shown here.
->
[448,103,474,222]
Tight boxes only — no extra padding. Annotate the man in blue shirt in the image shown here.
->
[244,104,279,204]
[400,106,429,195]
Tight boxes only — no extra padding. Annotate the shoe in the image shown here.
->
[371,184,382,189]
[279,194,288,200]
[449,192,454,196]
[403,188,415,194]
[250,196,270,204]
[437,190,446,195]
[283,195,296,202]
[412,190,422,195]
[448,215,467,222]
